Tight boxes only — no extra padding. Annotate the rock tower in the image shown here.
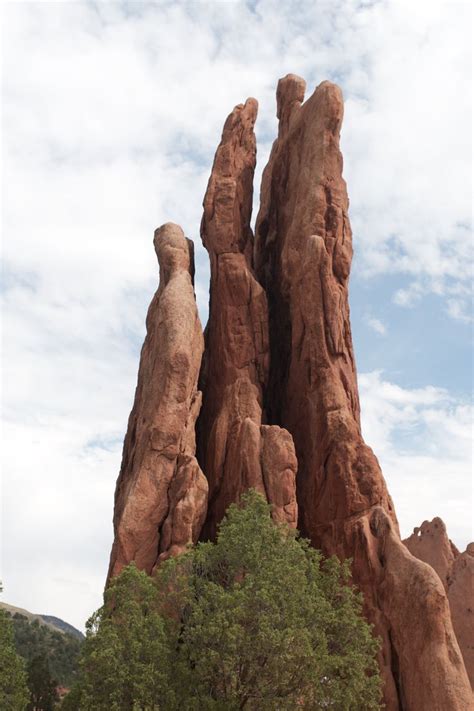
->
[109,76,473,710]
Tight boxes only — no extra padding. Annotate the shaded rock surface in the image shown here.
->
[404,518,474,688]
[108,223,208,579]
[197,98,297,538]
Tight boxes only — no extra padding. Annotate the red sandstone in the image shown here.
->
[108,76,473,710]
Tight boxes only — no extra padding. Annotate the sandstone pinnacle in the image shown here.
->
[108,77,473,710]
[108,223,207,580]
[197,97,298,539]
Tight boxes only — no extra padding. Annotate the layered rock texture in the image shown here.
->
[108,76,473,709]
[108,223,208,579]
[404,518,474,689]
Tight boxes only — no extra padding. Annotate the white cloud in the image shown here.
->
[446,297,473,323]
[3,0,472,315]
[1,0,472,630]
[359,371,473,549]
[366,316,386,335]
[393,283,424,307]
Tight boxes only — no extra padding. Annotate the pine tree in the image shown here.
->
[68,491,382,710]
[0,606,29,711]
[26,655,58,711]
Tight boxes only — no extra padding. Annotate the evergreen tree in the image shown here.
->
[70,564,173,711]
[159,491,382,710]
[0,606,29,711]
[68,491,382,710]
[10,613,82,688]
[26,655,58,711]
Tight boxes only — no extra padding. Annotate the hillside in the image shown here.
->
[0,601,84,640]
[1,602,83,687]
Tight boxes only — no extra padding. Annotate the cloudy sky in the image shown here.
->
[2,0,472,632]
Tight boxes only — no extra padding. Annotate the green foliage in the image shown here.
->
[0,608,29,711]
[26,655,58,711]
[159,491,382,710]
[9,613,82,688]
[70,564,173,711]
[69,491,382,710]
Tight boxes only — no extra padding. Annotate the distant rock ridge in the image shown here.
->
[108,75,473,710]
[404,517,474,688]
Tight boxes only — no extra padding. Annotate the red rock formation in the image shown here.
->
[108,223,208,579]
[197,98,298,538]
[404,519,474,688]
[404,517,459,590]
[107,74,473,711]
[450,545,474,690]
[253,74,472,710]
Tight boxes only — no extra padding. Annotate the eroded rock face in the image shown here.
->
[108,223,208,579]
[450,546,474,690]
[404,517,459,590]
[253,74,472,710]
[197,98,298,538]
[364,509,472,709]
[107,75,472,711]
[404,519,474,688]
[255,75,395,537]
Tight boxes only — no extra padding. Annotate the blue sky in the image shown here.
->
[1,0,472,631]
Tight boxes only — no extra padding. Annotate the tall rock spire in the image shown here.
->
[107,75,472,711]
[197,98,298,539]
[254,74,472,710]
[255,75,373,526]
[108,223,208,579]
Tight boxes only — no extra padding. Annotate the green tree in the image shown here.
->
[0,607,29,711]
[26,655,58,711]
[159,491,382,710]
[71,564,173,711]
[10,613,82,688]
[69,491,382,710]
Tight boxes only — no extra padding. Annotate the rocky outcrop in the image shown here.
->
[253,74,472,710]
[108,223,208,579]
[404,517,459,590]
[197,98,297,538]
[107,74,472,710]
[254,75,395,538]
[450,545,474,690]
[404,519,474,688]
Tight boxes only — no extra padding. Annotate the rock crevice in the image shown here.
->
[197,97,298,538]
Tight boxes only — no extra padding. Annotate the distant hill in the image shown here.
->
[1,602,83,687]
[40,614,84,640]
[0,601,84,639]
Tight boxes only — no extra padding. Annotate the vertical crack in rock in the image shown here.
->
[197,98,298,539]
[254,74,472,710]
[108,223,208,580]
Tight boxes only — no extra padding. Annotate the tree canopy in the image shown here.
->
[65,491,382,710]
[9,612,82,688]
[0,607,30,711]
[25,655,58,711]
